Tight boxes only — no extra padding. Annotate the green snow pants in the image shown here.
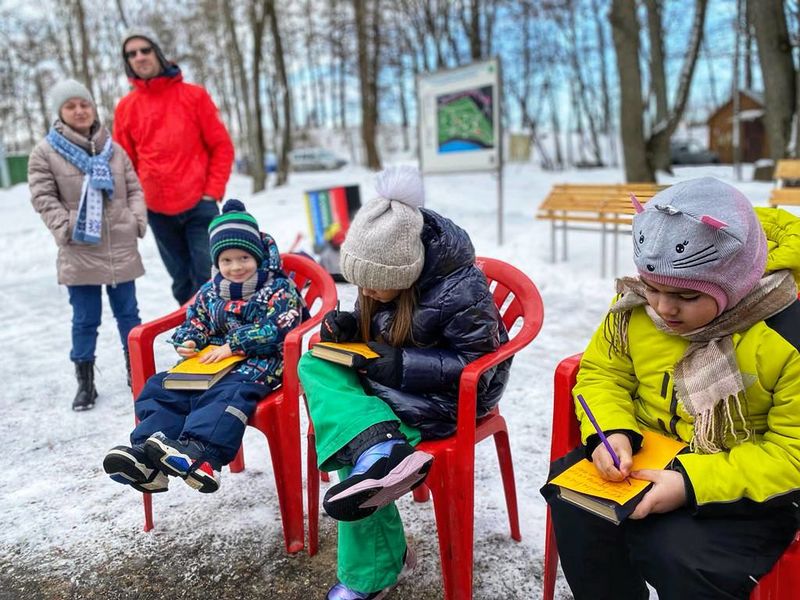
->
[298,353,422,593]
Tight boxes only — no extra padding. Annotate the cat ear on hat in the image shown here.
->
[700,215,728,230]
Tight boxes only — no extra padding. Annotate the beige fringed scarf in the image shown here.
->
[605,270,797,454]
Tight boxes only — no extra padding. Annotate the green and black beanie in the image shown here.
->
[208,199,265,266]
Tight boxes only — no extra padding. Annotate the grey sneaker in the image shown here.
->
[103,444,169,493]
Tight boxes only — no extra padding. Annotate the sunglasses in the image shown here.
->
[124,46,154,60]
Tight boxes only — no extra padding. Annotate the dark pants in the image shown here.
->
[67,281,140,362]
[131,371,266,466]
[147,200,219,305]
[546,486,797,600]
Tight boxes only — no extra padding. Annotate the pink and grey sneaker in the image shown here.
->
[143,432,221,494]
[323,440,433,521]
[326,545,417,600]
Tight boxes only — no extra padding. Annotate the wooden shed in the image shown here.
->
[707,90,767,164]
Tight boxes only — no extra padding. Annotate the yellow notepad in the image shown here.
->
[168,345,245,375]
[550,429,687,505]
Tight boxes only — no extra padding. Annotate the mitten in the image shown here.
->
[320,310,359,342]
[364,342,403,389]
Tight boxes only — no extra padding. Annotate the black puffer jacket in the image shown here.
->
[362,209,511,439]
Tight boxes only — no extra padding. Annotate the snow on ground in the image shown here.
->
[0,162,786,599]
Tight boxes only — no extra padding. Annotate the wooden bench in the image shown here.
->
[770,160,800,207]
[536,183,666,276]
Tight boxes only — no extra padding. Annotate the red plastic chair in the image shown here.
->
[543,353,800,600]
[128,253,337,554]
[306,257,544,599]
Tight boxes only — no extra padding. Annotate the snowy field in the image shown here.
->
[0,162,787,599]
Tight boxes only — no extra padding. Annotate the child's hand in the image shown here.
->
[176,340,197,358]
[591,433,633,482]
[199,343,233,363]
[629,469,687,519]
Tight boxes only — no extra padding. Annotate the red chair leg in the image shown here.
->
[307,430,319,556]
[542,507,558,600]
[143,492,154,532]
[256,410,305,554]
[228,445,245,473]
[413,484,431,503]
[493,428,521,541]
[429,457,475,600]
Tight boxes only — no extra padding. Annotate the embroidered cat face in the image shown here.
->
[628,177,767,315]
[632,201,734,277]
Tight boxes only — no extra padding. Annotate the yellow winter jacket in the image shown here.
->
[574,207,800,515]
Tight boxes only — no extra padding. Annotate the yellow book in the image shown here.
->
[162,345,246,390]
[310,342,380,367]
[548,429,687,524]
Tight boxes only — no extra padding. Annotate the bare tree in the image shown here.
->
[266,0,293,185]
[750,0,795,160]
[610,0,708,181]
[353,0,381,169]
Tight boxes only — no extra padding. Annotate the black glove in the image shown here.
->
[364,342,403,389]
[320,310,359,342]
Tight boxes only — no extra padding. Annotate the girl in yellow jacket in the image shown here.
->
[546,177,800,600]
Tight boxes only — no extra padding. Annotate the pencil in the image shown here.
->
[577,394,631,485]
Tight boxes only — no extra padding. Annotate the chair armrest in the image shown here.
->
[128,306,187,397]
[454,344,518,454]
[550,353,584,461]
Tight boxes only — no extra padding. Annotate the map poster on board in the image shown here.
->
[418,58,502,174]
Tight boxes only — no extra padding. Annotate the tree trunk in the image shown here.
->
[750,0,795,160]
[266,0,293,186]
[73,0,93,93]
[567,7,603,165]
[609,0,652,182]
[644,0,707,171]
[354,0,381,169]
[249,0,268,193]
[645,0,671,173]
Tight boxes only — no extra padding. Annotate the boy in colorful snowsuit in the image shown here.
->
[103,199,304,493]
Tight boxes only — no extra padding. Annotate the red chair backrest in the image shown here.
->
[280,253,337,321]
[475,256,545,351]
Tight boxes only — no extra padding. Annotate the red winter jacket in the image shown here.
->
[113,69,234,215]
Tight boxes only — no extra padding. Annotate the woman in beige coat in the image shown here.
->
[28,79,147,411]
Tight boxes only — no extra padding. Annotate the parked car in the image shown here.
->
[234,153,277,175]
[289,148,347,171]
[670,140,720,165]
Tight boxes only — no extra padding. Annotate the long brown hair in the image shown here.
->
[359,288,417,347]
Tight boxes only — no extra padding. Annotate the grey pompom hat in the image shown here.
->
[49,79,94,118]
[340,166,426,290]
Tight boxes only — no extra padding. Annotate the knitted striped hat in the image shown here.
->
[208,199,265,266]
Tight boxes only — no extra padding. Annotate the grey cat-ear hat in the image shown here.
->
[340,165,426,290]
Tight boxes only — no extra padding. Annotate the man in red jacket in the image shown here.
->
[114,29,235,305]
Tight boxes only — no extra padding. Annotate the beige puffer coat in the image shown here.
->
[28,120,146,286]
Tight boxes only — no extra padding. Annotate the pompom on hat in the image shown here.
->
[49,79,94,118]
[208,199,264,266]
[631,177,767,314]
[340,165,426,290]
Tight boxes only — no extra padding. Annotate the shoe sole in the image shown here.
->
[144,437,219,494]
[323,451,433,521]
[103,449,168,493]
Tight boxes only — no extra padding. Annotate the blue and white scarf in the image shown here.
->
[46,126,114,245]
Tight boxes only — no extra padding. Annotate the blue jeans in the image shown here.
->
[68,280,141,362]
[147,200,219,305]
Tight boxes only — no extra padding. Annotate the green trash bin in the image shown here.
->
[7,154,29,185]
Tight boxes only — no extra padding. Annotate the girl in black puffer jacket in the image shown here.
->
[298,166,510,600]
